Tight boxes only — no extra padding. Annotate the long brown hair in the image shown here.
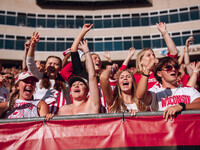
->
[110,69,149,113]
[40,56,66,91]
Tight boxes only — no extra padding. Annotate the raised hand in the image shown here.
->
[156,22,167,36]
[128,47,135,57]
[24,40,31,51]
[190,61,200,74]
[185,36,194,47]
[81,24,93,34]
[30,32,40,46]
[146,58,159,72]
[104,51,111,59]
[78,40,89,53]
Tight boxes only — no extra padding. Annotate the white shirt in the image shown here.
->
[149,85,200,111]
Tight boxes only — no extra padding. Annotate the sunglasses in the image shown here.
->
[162,64,179,72]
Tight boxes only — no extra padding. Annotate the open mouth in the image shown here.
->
[170,73,176,76]
[123,82,129,86]
[74,89,80,93]
[24,87,33,94]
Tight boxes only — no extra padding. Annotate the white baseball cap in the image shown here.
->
[15,72,39,84]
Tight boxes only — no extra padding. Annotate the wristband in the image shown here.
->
[83,50,90,55]
[142,72,150,77]
[179,102,186,111]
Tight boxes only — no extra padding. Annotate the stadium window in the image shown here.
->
[85,15,93,24]
[190,10,200,20]
[94,42,103,51]
[152,39,161,48]
[6,16,16,25]
[160,15,169,23]
[76,16,84,29]
[131,14,140,26]
[88,42,94,51]
[169,14,179,23]
[27,18,36,27]
[0,15,5,24]
[47,19,55,28]
[56,42,65,51]
[113,19,121,28]
[122,16,131,27]
[85,19,93,24]
[179,12,189,22]
[172,37,182,46]
[46,42,55,51]
[66,42,73,49]
[123,41,132,51]
[0,39,4,49]
[66,20,74,28]
[17,13,26,26]
[94,20,103,29]
[104,41,113,51]
[57,19,65,28]
[150,16,159,25]
[37,41,45,51]
[16,36,25,50]
[192,30,200,44]
[37,18,46,27]
[114,41,122,51]
[141,17,149,26]
[103,19,112,28]
[143,40,151,48]
[181,35,190,45]
[5,39,15,50]
[133,40,142,49]
[133,36,142,49]
[161,39,167,48]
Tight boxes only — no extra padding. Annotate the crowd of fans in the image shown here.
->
[0,22,200,121]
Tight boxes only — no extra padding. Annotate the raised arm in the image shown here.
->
[184,36,194,76]
[186,62,200,87]
[26,32,42,79]
[71,24,93,52]
[120,47,135,70]
[157,22,178,55]
[100,64,118,106]
[103,51,112,64]
[78,40,100,113]
[178,47,185,65]
[22,40,31,71]
[136,58,159,105]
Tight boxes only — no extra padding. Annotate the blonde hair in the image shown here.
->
[136,48,154,74]
[109,69,149,113]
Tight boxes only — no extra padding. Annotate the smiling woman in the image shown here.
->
[26,32,71,114]
[0,71,51,119]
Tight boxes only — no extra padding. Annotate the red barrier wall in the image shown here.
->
[0,114,200,150]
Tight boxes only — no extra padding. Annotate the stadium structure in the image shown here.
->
[0,0,200,67]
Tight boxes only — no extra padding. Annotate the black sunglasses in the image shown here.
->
[162,64,179,72]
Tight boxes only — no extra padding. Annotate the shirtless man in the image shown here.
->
[58,24,100,115]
